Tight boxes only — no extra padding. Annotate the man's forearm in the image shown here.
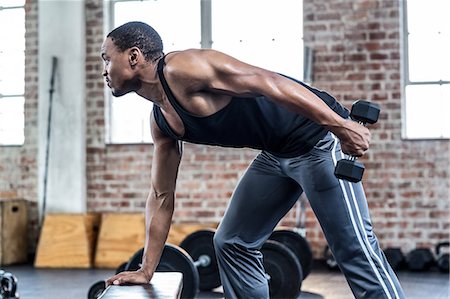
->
[140,191,174,276]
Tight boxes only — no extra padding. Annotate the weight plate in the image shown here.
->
[87,280,106,299]
[269,229,313,278]
[179,229,221,291]
[125,245,199,299]
[262,240,303,299]
[115,261,128,274]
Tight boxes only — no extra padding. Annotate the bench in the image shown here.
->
[99,272,183,299]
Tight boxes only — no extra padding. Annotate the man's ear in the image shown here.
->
[129,47,140,68]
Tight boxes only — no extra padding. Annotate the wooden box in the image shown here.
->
[0,199,28,265]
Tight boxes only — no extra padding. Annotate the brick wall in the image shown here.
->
[0,0,39,254]
[3,0,448,258]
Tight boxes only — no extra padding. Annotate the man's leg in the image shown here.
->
[214,151,303,299]
[287,132,405,299]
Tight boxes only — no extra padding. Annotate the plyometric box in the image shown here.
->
[34,213,100,268]
[94,213,146,269]
[0,199,28,266]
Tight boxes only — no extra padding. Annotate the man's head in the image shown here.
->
[101,22,163,97]
[107,21,164,62]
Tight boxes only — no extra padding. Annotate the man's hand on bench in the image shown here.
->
[106,269,152,286]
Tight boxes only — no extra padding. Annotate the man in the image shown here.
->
[103,21,405,299]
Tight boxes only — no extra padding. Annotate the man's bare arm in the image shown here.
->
[168,49,370,156]
[106,112,182,285]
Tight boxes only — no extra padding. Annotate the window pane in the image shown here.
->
[0,0,25,8]
[110,93,153,144]
[407,0,450,35]
[212,0,303,79]
[408,33,450,82]
[0,96,24,145]
[0,7,25,96]
[0,52,25,95]
[114,0,201,52]
[405,84,450,138]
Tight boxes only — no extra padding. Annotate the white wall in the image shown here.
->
[38,0,86,215]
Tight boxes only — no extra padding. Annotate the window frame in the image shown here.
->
[401,0,450,140]
[0,2,26,146]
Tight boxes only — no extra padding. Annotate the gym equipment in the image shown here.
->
[115,262,127,274]
[88,244,198,299]
[87,280,105,299]
[0,270,18,299]
[406,248,435,271]
[41,56,58,225]
[261,240,303,299]
[334,100,380,183]
[89,272,182,299]
[125,245,199,299]
[323,245,339,270]
[269,229,313,278]
[179,229,221,291]
[384,247,406,271]
[435,242,449,273]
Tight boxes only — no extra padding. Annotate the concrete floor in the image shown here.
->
[2,262,449,299]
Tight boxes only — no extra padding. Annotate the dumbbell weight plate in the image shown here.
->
[351,100,380,124]
[269,229,313,278]
[179,229,221,291]
[384,248,406,271]
[406,248,435,271]
[262,240,303,299]
[87,280,106,299]
[334,159,365,183]
[125,245,199,299]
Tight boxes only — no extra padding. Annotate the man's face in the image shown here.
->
[101,38,139,97]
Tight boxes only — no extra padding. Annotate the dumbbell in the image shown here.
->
[334,100,380,183]
[0,270,19,299]
[435,242,449,273]
[384,247,406,271]
[406,248,435,271]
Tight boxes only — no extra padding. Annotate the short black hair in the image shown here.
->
[107,21,163,62]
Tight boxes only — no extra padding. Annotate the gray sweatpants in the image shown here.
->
[213,132,406,299]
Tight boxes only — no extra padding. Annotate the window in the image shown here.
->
[211,0,303,80]
[403,0,450,139]
[108,0,303,143]
[0,0,25,145]
[108,0,201,144]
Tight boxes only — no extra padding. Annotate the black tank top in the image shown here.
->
[153,56,349,157]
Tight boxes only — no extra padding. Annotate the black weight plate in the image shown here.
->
[262,240,303,299]
[115,261,128,274]
[179,229,221,291]
[125,245,199,299]
[269,229,313,278]
[125,248,143,271]
[87,280,106,299]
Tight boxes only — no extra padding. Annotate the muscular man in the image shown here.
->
[103,22,405,299]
